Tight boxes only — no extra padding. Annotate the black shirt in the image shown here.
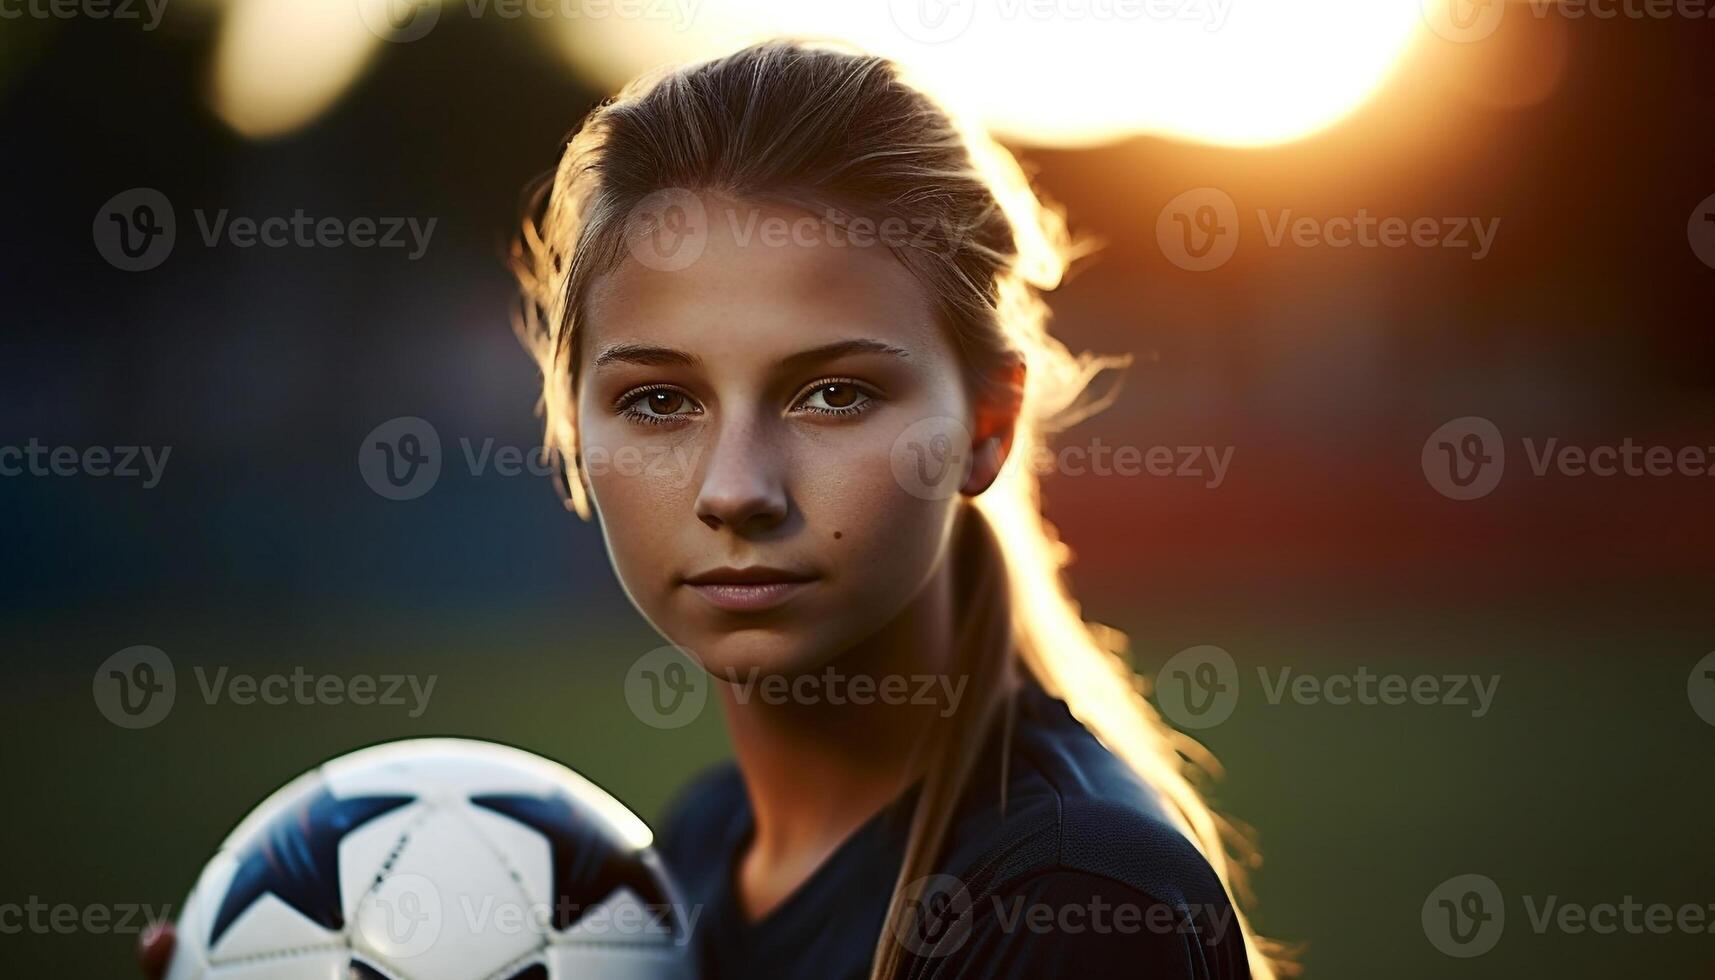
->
[655,677,1251,979]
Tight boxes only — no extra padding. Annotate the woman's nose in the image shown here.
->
[693,416,789,533]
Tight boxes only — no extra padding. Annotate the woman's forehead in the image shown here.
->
[583,194,943,366]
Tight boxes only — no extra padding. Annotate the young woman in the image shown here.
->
[143,38,1283,980]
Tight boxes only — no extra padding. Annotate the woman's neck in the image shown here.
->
[718,551,960,921]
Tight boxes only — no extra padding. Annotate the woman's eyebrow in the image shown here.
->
[592,342,700,369]
[592,338,911,371]
[777,338,912,373]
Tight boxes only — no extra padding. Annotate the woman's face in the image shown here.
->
[575,192,992,680]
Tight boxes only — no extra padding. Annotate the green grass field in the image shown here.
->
[5,597,1711,976]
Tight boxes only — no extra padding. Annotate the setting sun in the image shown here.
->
[206,0,1429,146]
[549,0,1429,147]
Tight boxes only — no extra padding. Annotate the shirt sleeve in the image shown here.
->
[907,868,1249,980]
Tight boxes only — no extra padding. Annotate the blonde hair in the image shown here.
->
[512,37,1287,980]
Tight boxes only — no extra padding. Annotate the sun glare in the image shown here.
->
[550,0,1429,148]
[210,0,384,138]
[205,0,1429,147]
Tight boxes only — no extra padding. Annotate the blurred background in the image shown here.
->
[2,0,1712,975]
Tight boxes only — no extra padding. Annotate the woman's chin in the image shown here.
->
[680,631,846,687]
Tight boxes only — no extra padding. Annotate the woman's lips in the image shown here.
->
[685,580,815,613]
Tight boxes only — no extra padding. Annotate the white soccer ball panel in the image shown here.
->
[207,952,348,980]
[325,739,652,849]
[335,802,426,930]
[207,892,341,966]
[464,804,556,916]
[546,942,696,980]
[348,803,542,980]
[558,886,675,945]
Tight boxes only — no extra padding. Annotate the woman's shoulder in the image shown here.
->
[912,681,1248,977]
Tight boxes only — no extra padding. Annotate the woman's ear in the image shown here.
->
[961,357,1027,498]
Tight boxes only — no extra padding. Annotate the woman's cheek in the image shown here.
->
[582,415,699,506]
[581,425,693,597]
[808,432,955,601]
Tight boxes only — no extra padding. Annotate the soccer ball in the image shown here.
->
[164,738,696,980]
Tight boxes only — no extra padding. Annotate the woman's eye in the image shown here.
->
[797,381,873,415]
[619,388,700,424]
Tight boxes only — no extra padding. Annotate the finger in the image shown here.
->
[137,921,176,980]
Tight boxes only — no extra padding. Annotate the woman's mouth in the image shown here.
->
[682,566,818,613]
